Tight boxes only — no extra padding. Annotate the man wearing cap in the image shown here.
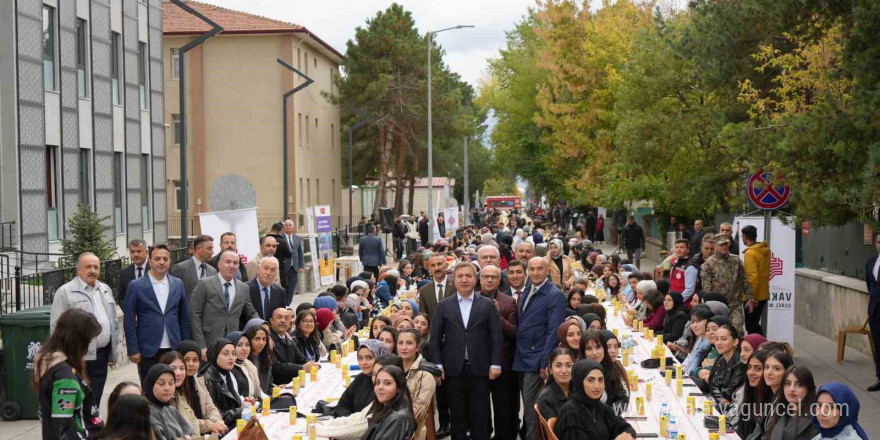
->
[700,233,755,334]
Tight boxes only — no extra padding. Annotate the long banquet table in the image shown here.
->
[223,299,739,440]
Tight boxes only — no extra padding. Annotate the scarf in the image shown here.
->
[600,330,618,348]
[742,334,768,351]
[225,331,247,366]
[580,313,602,330]
[314,296,338,312]
[358,339,390,360]
[556,321,582,351]
[174,340,203,419]
[570,359,605,409]
[144,364,175,407]
[316,308,334,331]
[203,338,240,401]
[243,318,268,334]
[812,382,868,440]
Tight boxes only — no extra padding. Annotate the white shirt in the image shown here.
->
[218,273,237,307]
[134,263,147,279]
[76,277,112,349]
[192,256,209,280]
[149,272,172,349]
[434,276,448,303]
[509,285,525,303]
[523,279,547,311]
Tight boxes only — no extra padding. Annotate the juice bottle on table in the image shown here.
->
[262,397,271,416]
[645,382,652,400]
[289,406,298,424]
[310,365,318,381]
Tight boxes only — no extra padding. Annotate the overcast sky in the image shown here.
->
[192,0,572,88]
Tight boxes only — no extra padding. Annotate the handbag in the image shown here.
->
[238,417,269,440]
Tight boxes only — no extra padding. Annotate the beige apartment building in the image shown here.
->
[162,1,343,235]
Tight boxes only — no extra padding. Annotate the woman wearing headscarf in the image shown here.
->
[812,382,869,440]
[557,320,583,357]
[174,341,226,435]
[600,330,621,360]
[662,292,689,343]
[546,238,576,290]
[316,294,349,336]
[342,293,361,329]
[581,313,603,331]
[334,340,390,417]
[316,308,344,355]
[143,364,195,440]
[198,338,252,429]
[553,359,636,440]
[225,331,261,398]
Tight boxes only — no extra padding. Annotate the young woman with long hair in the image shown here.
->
[730,349,771,438]
[371,315,392,339]
[33,309,104,440]
[536,348,576,431]
[334,340,390,417]
[292,310,328,361]
[362,365,417,440]
[105,381,140,424]
[579,330,629,415]
[708,324,745,408]
[396,329,437,439]
[95,394,152,440]
[747,351,795,440]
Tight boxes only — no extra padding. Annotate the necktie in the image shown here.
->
[436,283,443,304]
[263,287,270,318]
[137,266,143,279]
[223,282,231,312]
[199,263,206,279]
[515,290,522,304]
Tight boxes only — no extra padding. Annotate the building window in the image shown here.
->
[172,180,183,211]
[306,116,310,147]
[298,113,303,146]
[141,154,150,229]
[304,51,309,76]
[170,48,180,80]
[113,152,124,233]
[297,48,301,69]
[76,19,89,98]
[46,146,59,241]
[138,42,148,110]
[171,113,180,145]
[111,32,121,104]
[314,57,317,70]
[79,149,91,206]
[42,6,57,91]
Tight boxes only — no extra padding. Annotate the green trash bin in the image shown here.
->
[0,306,52,420]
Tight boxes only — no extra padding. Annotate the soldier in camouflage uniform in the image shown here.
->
[700,233,755,334]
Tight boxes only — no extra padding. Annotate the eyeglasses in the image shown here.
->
[300,319,315,324]
[480,275,499,280]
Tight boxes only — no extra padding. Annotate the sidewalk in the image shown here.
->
[0,290,324,440]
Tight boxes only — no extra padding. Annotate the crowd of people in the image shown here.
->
[31,210,876,440]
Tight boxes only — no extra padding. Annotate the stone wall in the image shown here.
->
[795,268,871,355]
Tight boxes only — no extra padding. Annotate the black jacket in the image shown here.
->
[429,292,503,377]
[243,279,288,328]
[362,407,416,440]
[621,223,645,251]
[332,372,374,417]
[39,360,102,440]
[270,330,307,384]
[709,350,745,404]
[200,365,243,428]
[662,308,689,344]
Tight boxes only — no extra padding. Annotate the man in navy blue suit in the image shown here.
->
[867,233,880,392]
[430,262,502,440]
[514,256,566,439]
[124,243,191,382]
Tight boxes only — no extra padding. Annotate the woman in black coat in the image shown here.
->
[554,359,636,440]
[197,338,256,429]
[662,292,689,344]
[333,340,390,417]
[709,324,746,407]
[362,365,416,440]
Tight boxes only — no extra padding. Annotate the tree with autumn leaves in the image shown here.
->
[330,4,492,218]
[480,0,880,226]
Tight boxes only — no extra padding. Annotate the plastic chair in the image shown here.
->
[837,318,875,364]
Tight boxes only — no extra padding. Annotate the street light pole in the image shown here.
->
[463,136,469,226]
[170,0,222,247]
[427,25,474,244]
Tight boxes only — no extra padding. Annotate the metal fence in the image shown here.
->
[0,248,189,315]
[166,214,352,238]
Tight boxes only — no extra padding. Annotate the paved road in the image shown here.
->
[3,251,879,439]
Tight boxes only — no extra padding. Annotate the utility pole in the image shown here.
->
[463,136,469,226]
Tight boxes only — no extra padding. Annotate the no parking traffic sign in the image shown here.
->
[747,169,790,210]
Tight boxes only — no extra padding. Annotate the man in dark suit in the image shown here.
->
[209,232,247,281]
[123,244,191,382]
[358,225,385,280]
[417,252,454,436]
[243,256,287,329]
[118,239,149,304]
[169,234,217,304]
[278,219,305,297]
[430,263,502,440]
[418,253,455,320]
[189,250,259,358]
[478,264,519,440]
[392,215,406,261]
[514,257,566,439]
[867,233,880,392]
[268,307,319,384]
